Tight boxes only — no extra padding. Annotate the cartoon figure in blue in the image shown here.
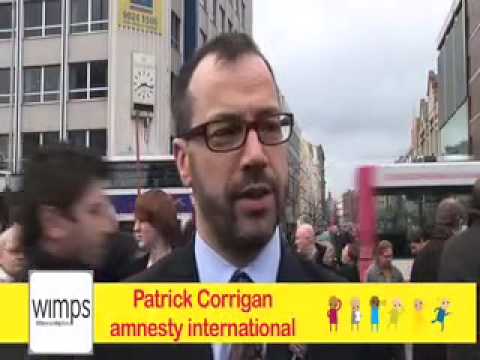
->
[370,296,381,332]
[432,298,451,331]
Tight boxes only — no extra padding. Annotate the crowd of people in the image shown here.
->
[293,192,479,360]
[0,32,477,360]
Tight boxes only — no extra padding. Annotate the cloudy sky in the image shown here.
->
[253,0,453,197]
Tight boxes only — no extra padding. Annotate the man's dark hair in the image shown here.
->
[20,144,107,249]
[172,32,278,136]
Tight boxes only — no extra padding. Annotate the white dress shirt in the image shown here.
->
[194,227,281,360]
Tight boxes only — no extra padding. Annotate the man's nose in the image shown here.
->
[239,128,268,169]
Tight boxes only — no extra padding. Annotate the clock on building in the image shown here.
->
[131,52,156,113]
[133,69,155,103]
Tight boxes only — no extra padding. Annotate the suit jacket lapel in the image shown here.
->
[277,241,308,282]
[169,242,213,360]
[166,240,201,282]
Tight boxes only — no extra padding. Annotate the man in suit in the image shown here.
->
[116,32,358,360]
[439,180,480,360]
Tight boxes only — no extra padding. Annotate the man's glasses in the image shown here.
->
[178,112,294,152]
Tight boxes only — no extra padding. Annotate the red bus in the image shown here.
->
[356,161,480,281]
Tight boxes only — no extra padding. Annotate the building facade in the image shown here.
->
[297,137,325,232]
[467,0,480,157]
[0,0,252,173]
[342,189,357,224]
[410,71,440,160]
[437,0,480,157]
[426,70,440,156]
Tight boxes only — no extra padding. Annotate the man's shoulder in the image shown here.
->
[444,226,480,254]
[125,244,197,282]
[285,249,346,283]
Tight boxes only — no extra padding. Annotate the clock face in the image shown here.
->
[133,69,155,104]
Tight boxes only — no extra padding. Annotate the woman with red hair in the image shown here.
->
[134,190,181,268]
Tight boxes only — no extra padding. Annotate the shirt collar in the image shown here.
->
[195,227,281,283]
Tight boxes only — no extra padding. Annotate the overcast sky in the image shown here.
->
[253,0,453,198]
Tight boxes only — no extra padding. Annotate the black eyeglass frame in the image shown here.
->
[177,112,295,153]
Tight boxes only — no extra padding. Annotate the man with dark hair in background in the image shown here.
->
[439,183,480,360]
[411,197,467,360]
[117,33,358,360]
[19,144,118,279]
[0,144,121,359]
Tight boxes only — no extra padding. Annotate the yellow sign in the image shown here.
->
[0,283,476,344]
[95,283,476,344]
[118,0,163,34]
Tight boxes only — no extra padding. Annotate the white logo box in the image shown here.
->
[29,270,94,355]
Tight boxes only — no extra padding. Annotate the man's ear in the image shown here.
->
[38,205,69,242]
[173,138,192,187]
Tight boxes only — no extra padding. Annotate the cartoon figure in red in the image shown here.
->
[327,296,343,332]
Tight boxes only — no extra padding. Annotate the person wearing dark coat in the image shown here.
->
[98,33,360,360]
[438,179,480,360]
[410,197,467,360]
[337,243,360,282]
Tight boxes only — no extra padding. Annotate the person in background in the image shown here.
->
[439,183,480,360]
[409,227,430,257]
[338,243,360,282]
[180,218,195,246]
[335,224,353,264]
[0,224,24,282]
[133,190,182,268]
[366,240,404,283]
[365,240,405,360]
[410,197,467,360]
[295,223,318,261]
[19,145,118,280]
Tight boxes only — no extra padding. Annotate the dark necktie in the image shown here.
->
[228,270,265,360]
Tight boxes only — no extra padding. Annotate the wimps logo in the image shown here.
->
[29,271,93,355]
[31,297,91,326]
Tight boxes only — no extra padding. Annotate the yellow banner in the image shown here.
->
[118,0,163,34]
[0,283,476,344]
[95,283,476,344]
[0,284,28,343]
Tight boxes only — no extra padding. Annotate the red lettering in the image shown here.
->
[133,289,144,308]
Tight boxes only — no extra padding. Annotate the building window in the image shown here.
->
[0,134,8,168]
[228,19,233,32]
[69,60,108,100]
[42,131,60,146]
[67,129,106,155]
[241,1,245,29]
[71,0,108,34]
[219,5,225,32]
[24,0,61,38]
[0,68,10,104]
[68,130,87,148]
[24,65,60,103]
[89,129,107,156]
[171,11,180,50]
[200,29,207,46]
[22,132,41,159]
[212,0,217,24]
[0,2,12,39]
[170,72,176,103]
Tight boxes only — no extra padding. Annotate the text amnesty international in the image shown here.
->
[0,283,476,344]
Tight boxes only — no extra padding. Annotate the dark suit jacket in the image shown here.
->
[439,222,480,360]
[98,239,360,360]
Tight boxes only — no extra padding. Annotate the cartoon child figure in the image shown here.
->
[327,296,342,332]
[432,298,451,331]
[388,298,404,329]
[413,299,425,332]
[370,296,381,332]
[351,297,361,331]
